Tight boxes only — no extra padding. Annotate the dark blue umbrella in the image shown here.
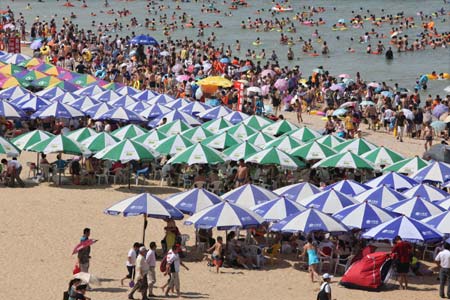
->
[130,34,159,46]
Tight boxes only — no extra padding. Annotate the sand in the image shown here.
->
[0,110,441,300]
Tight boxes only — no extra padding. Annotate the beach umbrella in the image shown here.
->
[82,102,113,119]
[146,94,176,106]
[223,141,261,161]
[274,182,321,202]
[81,132,119,153]
[1,53,30,65]
[148,109,201,128]
[334,138,377,155]
[126,101,150,114]
[158,120,191,136]
[11,130,54,150]
[285,127,322,143]
[132,129,167,148]
[401,108,414,120]
[0,100,25,118]
[198,106,233,120]
[72,239,98,255]
[242,115,274,130]
[69,74,97,87]
[94,139,157,163]
[382,156,429,174]
[432,104,449,119]
[130,34,159,46]
[201,117,232,134]
[49,92,80,104]
[435,197,450,210]
[360,100,376,107]
[139,103,173,119]
[97,107,147,123]
[67,96,100,111]
[154,134,193,155]
[27,134,90,156]
[246,131,275,148]
[166,188,223,215]
[246,146,305,168]
[361,146,405,167]
[299,189,358,214]
[411,161,450,184]
[134,90,159,101]
[262,120,299,136]
[385,196,445,220]
[102,82,124,91]
[35,86,68,100]
[201,131,241,150]
[48,80,80,93]
[184,201,264,230]
[176,74,191,82]
[251,197,306,222]
[312,150,375,170]
[331,108,347,117]
[108,95,137,108]
[333,202,398,230]
[260,69,276,77]
[30,76,62,88]
[0,136,20,157]
[289,140,336,161]
[73,85,106,97]
[90,90,121,103]
[430,121,447,132]
[112,124,148,140]
[66,127,97,143]
[115,86,140,96]
[222,123,256,140]
[222,111,250,125]
[164,98,191,110]
[181,126,213,143]
[330,84,345,92]
[324,179,371,196]
[15,69,47,82]
[270,208,348,233]
[0,77,27,89]
[222,183,279,207]
[0,64,24,76]
[402,184,450,201]
[423,211,450,234]
[274,78,289,91]
[19,57,44,68]
[354,185,407,208]
[265,135,303,153]
[31,102,84,119]
[362,216,443,243]
[167,143,227,165]
[365,171,418,191]
[0,85,29,100]
[197,76,233,88]
[180,101,211,117]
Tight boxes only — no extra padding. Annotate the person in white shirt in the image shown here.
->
[165,245,189,298]
[317,273,333,300]
[146,242,157,297]
[121,242,139,286]
[129,246,149,300]
[435,242,450,299]
[1,158,24,187]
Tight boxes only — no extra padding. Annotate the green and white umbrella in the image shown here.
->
[112,124,148,140]
[201,131,242,149]
[224,123,256,140]
[167,143,227,165]
[284,126,322,143]
[383,156,430,174]
[245,147,305,168]
[315,134,345,148]
[66,127,97,143]
[262,119,298,136]
[290,140,337,161]
[132,129,168,148]
[157,119,191,136]
[223,141,261,161]
[312,150,375,170]
[0,136,20,157]
[265,135,303,152]
[154,134,194,155]
[28,134,91,156]
[242,115,273,130]
[361,146,405,167]
[11,130,54,150]
[81,132,120,153]
[201,117,232,134]
[334,138,377,155]
[94,139,157,163]
[181,126,213,143]
[246,131,275,148]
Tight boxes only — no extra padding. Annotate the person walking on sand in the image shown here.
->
[435,242,450,299]
[207,236,224,273]
[146,242,157,297]
[391,235,412,290]
[129,246,149,300]
[121,242,140,286]
[395,111,406,142]
[234,159,248,187]
[317,273,334,300]
[165,245,189,298]
[423,122,434,151]
[300,238,329,282]
[295,99,303,123]
[78,228,91,273]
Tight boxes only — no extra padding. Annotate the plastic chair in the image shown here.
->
[334,254,354,275]
[207,180,223,194]
[193,181,206,188]
[247,245,265,268]
[319,246,334,273]
[264,243,281,265]
[95,168,109,184]
[110,168,125,184]
[135,167,149,185]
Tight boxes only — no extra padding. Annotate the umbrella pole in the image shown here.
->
[142,214,148,244]
[36,152,39,176]
[128,162,131,189]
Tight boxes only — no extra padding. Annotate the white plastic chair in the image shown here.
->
[319,246,334,273]
[207,180,223,194]
[95,168,109,184]
[334,254,354,275]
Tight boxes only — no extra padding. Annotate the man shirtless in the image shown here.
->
[207,236,223,273]
[234,159,248,187]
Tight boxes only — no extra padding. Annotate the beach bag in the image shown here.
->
[316,283,329,300]
[160,255,168,273]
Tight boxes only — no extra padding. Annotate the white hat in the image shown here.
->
[322,273,333,280]
[139,246,147,252]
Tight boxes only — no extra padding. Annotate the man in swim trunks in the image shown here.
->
[234,159,248,187]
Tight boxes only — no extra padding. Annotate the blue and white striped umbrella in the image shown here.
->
[270,208,348,233]
[423,211,450,234]
[274,182,321,202]
[148,109,201,128]
[324,179,371,196]
[1,53,31,64]
[126,101,150,114]
[73,85,106,97]
[108,94,137,108]
[0,86,30,100]
[251,197,306,221]
[180,101,211,116]
[332,202,398,230]
[299,189,358,214]
[385,196,445,220]
[166,188,223,215]
[164,98,191,110]
[17,96,51,112]
[146,94,175,106]
[354,185,407,208]
[411,161,450,184]
[91,90,122,103]
[365,171,418,191]
[9,93,34,106]
[402,183,450,202]
[222,183,279,208]
[184,201,264,230]
[0,100,25,118]
[116,86,140,96]
[31,102,84,119]
[67,96,100,111]
[435,197,450,210]
[97,107,147,122]
[133,90,159,101]
[362,215,443,242]
[139,104,173,119]
[36,86,67,100]
[48,92,80,104]
[222,111,250,125]
[83,102,113,119]
[198,106,232,120]
[104,193,184,219]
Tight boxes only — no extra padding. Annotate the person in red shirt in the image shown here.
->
[391,236,412,290]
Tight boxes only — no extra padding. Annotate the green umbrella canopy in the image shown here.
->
[361,146,405,167]
[312,150,375,170]
[201,131,242,150]
[112,124,148,140]
[157,119,191,136]
[27,134,91,156]
[223,141,261,161]
[181,126,213,143]
[242,115,274,130]
[262,119,299,136]
[383,156,430,174]
[265,135,303,153]
[0,136,21,156]
[154,134,194,155]
[81,132,120,153]
[132,129,168,148]
[94,139,157,163]
[225,123,257,140]
[246,131,275,148]
[66,127,97,143]
[334,138,377,155]
[11,130,54,150]
[245,146,305,168]
[283,126,322,143]
[201,117,232,134]
[314,134,345,148]
[167,143,227,165]
[290,140,337,161]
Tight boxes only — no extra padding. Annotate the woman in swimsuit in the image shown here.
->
[300,238,328,282]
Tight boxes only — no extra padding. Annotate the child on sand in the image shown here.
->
[207,236,224,273]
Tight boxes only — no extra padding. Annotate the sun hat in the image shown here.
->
[322,273,333,280]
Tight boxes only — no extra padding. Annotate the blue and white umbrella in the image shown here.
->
[222,183,279,208]
[91,90,122,103]
[116,86,140,96]
[9,93,34,106]
[130,34,159,46]
[385,196,445,220]
[126,101,150,114]
[97,107,147,123]
[0,86,30,100]
[134,90,159,101]
[139,104,173,119]
[251,197,306,222]
[354,185,407,208]
[36,86,67,100]
[184,201,264,230]
[365,171,418,191]
[166,188,223,215]
[83,102,113,119]
[148,109,201,128]
[17,96,51,112]
[0,100,25,118]
[222,111,250,125]
[274,182,321,202]
[109,94,137,108]
[323,179,371,196]
[67,96,100,111]
[31,102,84,119]
[104,193,183,219]
[180,101,211,116]
[402,183,450,202]
[299,189,358,214]
[362,215,443,242]
[164,98,191,110]
[435,197,450,210]
[332,202,398,230]
[1,53,31,64]
[270,208,348,233]
[423,211,450,234]
[411,161,450,184]
[48,92,80,104]
[198,106,232,120]
[146,94,175,106]
[73,85,105,97]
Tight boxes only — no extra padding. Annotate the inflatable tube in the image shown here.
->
[426,74,438,80]
[442,73,450,79]
[252,42,262,46]
[82,50,92,62]
[95,69,106,79]
[332,27,348,31]
[309,53,319,56]
[40,45,50,55]
[271,7,293,12]
[371,51,380,55]
[63,2,75,7]
[229,6,238,10]
[316,111,325,116]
